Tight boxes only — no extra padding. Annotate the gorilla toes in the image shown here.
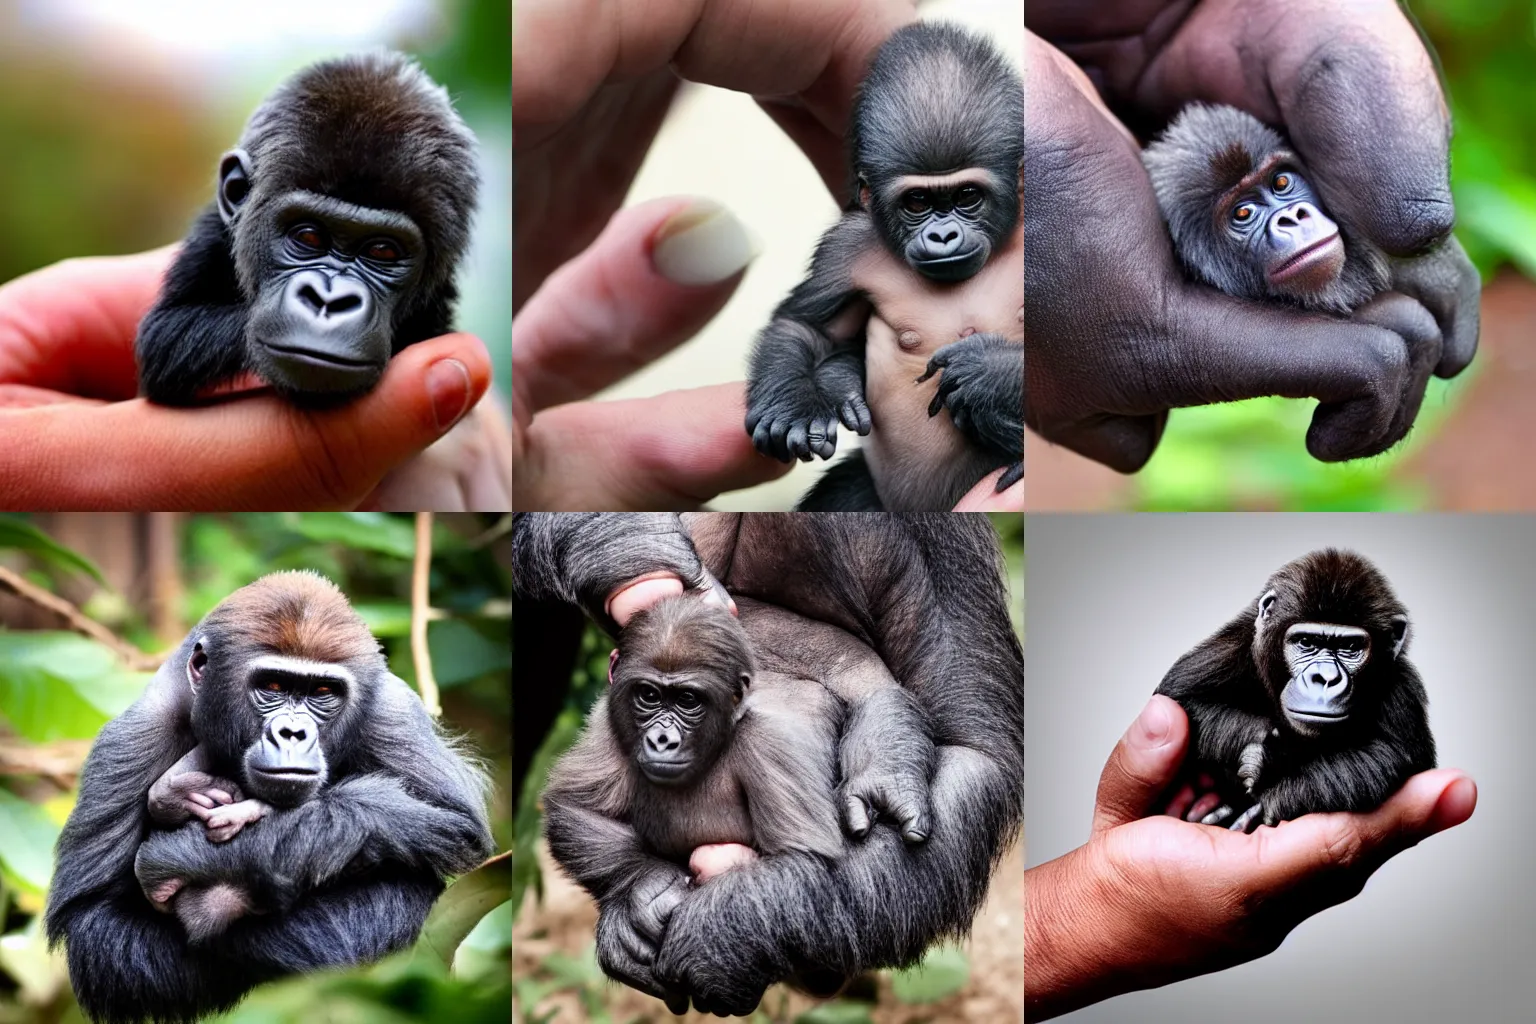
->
[996,461,1023,491]
[1228,803,1264,833]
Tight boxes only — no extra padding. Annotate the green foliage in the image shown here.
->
[415,854,511,969]
[0,789,59,893]
[792,1003,875,1024]
[0,632,148,741]
[0,516,104,583]
[888,946,970,1005]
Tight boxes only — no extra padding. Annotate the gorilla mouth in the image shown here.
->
[639,760,691,783]
[1287,708,1348,723]
[915,248,986,282]
[1267,233,1344,291]
[260,340,379,370]
[255,766,320,776]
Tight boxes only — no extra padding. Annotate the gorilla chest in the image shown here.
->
[630,769,754,862]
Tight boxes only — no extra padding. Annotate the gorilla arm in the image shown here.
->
[135,209,252,404]
[132,673,491,917]
[1155,615,1280,773]
[654,514,1024,1015]
[541,703,693,1007]
[746,215,874,463]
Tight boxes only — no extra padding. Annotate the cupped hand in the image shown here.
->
[1024,695,1475,1020]
[0,250,492,510]
[1023,1,1479,473]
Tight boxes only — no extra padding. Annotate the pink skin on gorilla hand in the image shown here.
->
[689,843,759,883]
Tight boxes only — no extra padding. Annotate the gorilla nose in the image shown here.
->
[267,711,318,753]
[1308,662,1343,687]
[286,271,369,327]
[645,725,681,754]
[924,221,962,255]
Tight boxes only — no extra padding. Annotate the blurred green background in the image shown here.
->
[0,0,511,403]
[1042,0,1536,511]
[0,512,511,1023]
[511,513,1023,1024]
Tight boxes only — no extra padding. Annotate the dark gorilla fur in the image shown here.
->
[514,513,1023,1015]
[852,23,1022,267]
[1156,549,1436,831]
[45,572,493,1024]
[136,51,478,405]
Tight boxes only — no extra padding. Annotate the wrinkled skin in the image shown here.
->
[1025,1,1480,471]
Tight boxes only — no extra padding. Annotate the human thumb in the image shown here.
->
[1092,695,1189,835]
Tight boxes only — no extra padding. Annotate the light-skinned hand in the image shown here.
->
[0,249,492,510]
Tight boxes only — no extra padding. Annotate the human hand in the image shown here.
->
[513,0,916,308]
[1023,695,1475,1020]
[1023,12,1474,472]
[0,250,492,510]
[513,198,792,510]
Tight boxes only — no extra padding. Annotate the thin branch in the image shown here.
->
[0,565,162,671]
[0,737,92,787]
[411,512,442,717]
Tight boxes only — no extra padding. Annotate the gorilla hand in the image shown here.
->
[595,866,692,1012]
[838,686,935,844]
[147,770,242,827]
[918,332,1023,489]
[747,346,870,463]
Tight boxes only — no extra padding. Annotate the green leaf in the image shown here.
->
[793,1002,875,1024]
[353,601,415,638]
[0,632,146,740]
[0,788,60,891]
[427,618,512,687]
[888,945,970,1005]
[414,853,510,969]
[276,512,418,559]
[0,516,105,582]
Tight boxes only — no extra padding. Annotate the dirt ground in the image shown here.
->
[1026,272,1536,510]
[512,836,1024,1023]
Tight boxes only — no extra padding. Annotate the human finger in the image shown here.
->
[513,197,756,416]
[1093,695,1189,835]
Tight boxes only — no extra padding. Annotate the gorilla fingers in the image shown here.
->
[1156,549,1436,831]
[745,22,1024,510]
[136,52,479,405]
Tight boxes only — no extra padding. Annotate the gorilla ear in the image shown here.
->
[1390,615,1410,658]
[187,642,207,693]
[217,149,254,226]
[1255,589,1278,626]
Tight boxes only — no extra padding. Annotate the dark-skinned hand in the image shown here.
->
[1024,695,1476,1020]
[1024,1,1480,472]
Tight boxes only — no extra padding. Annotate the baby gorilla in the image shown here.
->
[1141,103,1477,359]
[544,595,935,1010]
[745,21,1024,510]
[139,745,286,942]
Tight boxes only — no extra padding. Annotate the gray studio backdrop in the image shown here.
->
[1026,513,1533,1023]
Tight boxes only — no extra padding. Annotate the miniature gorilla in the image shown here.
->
[136,52,478,405]
[745,22,1023,511]
[1155,549,1436,832]
[46,572,493,1024]
[546,595,935,1011]
[1142,103,1478,355]
[513,513,1023,1015]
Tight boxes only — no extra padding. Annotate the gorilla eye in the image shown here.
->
[902,190,931,214]
[675,691,700,710]
[1272,172,1293,193]
[955,185,983,210]
[364,240,402,262]
[313,685,333,696]
[288,225,326,252]
[635,684,661,708]
[1232,203,1256,224]
[262,680,284,693]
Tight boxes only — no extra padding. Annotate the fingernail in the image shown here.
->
[1431,776,1477,831]
[426,358,471,431]
[1134,697,1172,746]
[652,199,759,286]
